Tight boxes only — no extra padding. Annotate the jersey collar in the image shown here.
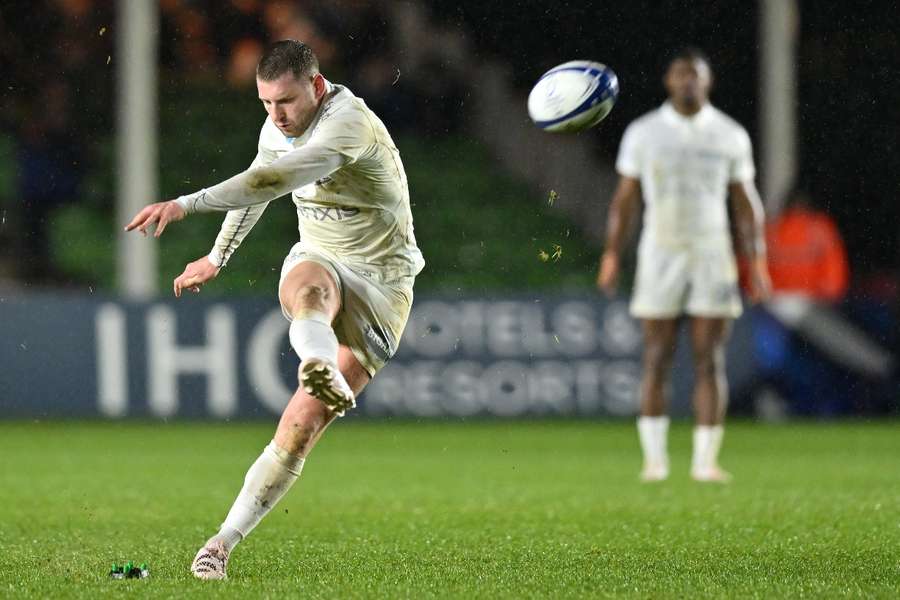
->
[661,101,713,126]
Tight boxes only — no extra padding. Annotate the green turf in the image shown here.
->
[0,420,897,598]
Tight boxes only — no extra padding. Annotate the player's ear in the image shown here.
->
[312,73,326,99]
[662,68,674,96]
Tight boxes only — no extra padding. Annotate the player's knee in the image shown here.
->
[693,347,724,379]
[643,342,675,378]
[282,283,330,317]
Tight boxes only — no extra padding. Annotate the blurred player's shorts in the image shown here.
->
[630,241,742,319]
[279,242,414,376]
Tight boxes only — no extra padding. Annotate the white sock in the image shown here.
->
[692,425,724,472]
[637,416,669,468]
[288,310,338,363]
[210,441,305,553]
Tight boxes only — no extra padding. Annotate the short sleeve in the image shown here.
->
[730,127,756,183]
[615,122,643,178]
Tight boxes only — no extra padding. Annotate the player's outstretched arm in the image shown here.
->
[176,107,370,215]
[124,200,186,238]
[597,176,641,296]
[729,180,772,303]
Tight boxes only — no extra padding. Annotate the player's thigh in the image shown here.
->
[641,318,680,367]
[685,246,742,319]
[336,343,374,395]
[333,271,413,378]
[279,259,342,320]
[275,345,371,454]
[630,245,691,319]
[688,317,732,358]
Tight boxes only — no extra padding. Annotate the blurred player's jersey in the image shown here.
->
[616,102,755,249]
[177,81,424,280]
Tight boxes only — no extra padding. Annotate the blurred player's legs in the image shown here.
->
[688,317,732,483]
[637,318,679,481]
[635,316,733,483]
[192,261,369,579]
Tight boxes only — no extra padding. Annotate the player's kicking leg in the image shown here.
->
[279,262,358,415]
[636,318,679,482]
[688,316,732,483]
[191,262,369,579]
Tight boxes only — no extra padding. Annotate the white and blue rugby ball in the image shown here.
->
[528,61,619,133]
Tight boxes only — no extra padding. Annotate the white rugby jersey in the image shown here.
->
[175,81,425,279]
[616,102,755,247]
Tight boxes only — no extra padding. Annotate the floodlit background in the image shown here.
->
[0,2,898,597]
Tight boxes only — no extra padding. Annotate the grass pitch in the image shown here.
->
[0,420,897,598]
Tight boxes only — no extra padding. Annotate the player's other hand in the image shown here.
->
[173,256,220,297]
[747,256,773,304]
[124,200,186,238]
[597,251,620,297]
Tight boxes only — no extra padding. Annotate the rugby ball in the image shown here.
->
[528,61,619,133]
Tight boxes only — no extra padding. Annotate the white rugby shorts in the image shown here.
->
[629,241,742,319]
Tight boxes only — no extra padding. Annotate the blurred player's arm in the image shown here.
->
[597,176,642,296]
[729,180,772,303]
[727,126,771,303]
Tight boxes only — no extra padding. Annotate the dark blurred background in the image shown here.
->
[2,1,898,288]
[1,0,898,419]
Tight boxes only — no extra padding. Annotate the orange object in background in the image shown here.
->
[764,204,850,302]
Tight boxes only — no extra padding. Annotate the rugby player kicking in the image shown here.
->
[126,40,424,578]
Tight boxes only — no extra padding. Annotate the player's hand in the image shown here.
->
[747,256,773,304]
[597,251,620,297]
[124,200,186,238]
[173,256,220,297]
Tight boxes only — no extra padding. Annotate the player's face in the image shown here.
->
[257,72,326,137]
[664,58,711,108]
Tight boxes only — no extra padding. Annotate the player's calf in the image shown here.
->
[191,441,306,579]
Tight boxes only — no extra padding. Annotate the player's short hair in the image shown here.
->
[257,40,320,81]
[667,47,712,72]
